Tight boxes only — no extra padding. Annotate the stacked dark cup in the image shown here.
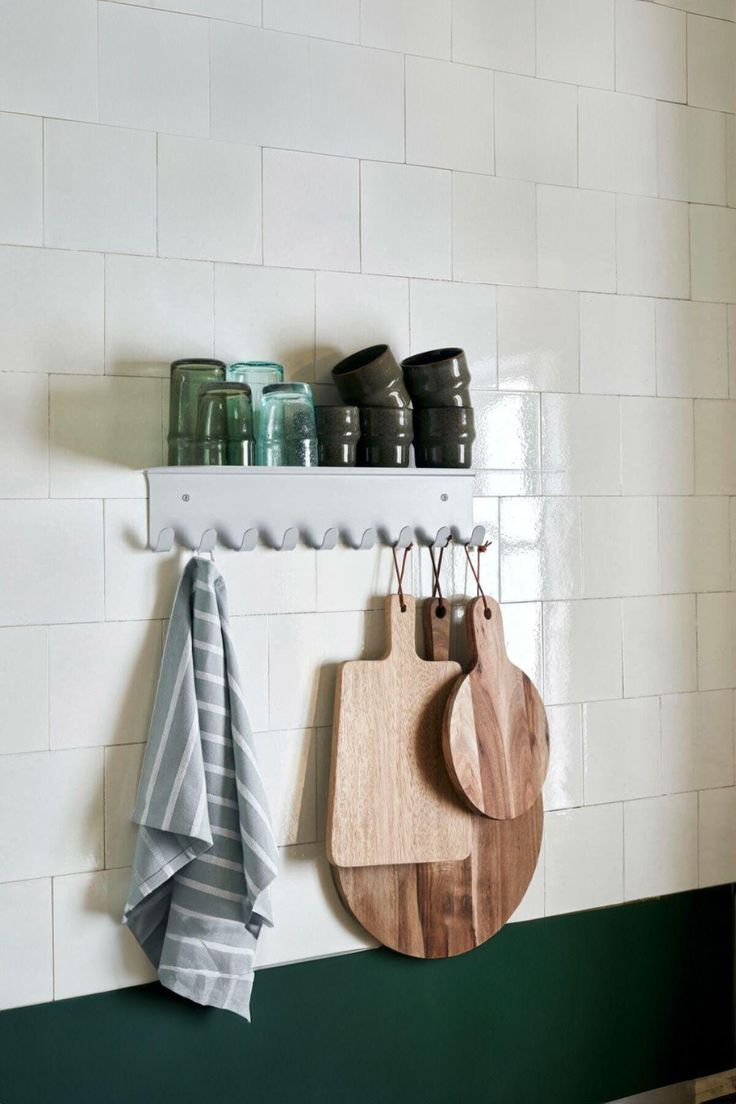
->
[331,344,412,467]
[401,347,475,468]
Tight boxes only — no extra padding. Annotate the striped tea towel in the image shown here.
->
[123,556,278,1020]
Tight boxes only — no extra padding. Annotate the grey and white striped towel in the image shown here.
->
[123,556,278,1020]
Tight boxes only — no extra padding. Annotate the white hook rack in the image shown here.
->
[145,467,485,553]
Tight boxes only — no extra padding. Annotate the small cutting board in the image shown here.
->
[326,594,471,868]
[443,597,549,820]
[332,598,543,959]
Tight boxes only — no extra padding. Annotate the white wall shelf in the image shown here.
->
[145,466,485,552]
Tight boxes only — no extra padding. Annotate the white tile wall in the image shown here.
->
[1,0,735,1015]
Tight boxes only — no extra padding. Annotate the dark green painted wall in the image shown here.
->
[1,887,734,1104]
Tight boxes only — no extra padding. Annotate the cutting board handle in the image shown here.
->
[385,593,419,659]
[465,595,504,670]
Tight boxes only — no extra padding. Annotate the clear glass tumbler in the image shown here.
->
[227,362,284,438]
[256,383,318,467]
[168,358,226,465]
[195,382,254,465]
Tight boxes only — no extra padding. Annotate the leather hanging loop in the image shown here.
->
[428,545,447,619]
[464,542,491,619]
[391,544,412,613]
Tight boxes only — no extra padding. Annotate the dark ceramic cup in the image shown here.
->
[315,405,360,466]
[332,345,411,408]
[413,408,475,469]
[358,407,413,467]
[401,347,471,408]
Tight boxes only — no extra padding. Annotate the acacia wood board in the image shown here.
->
[443,597,549,820]
[331,598,544,960]
[326,594,471,868]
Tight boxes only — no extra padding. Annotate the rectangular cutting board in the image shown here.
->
[326,594,471,868]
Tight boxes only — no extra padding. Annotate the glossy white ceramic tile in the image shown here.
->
[104,743,144,870]
[659,496,731,593]
[53,868,156,1000]
[453,174,536,286]
[616,195,690,299]
[409,280,497,390]
[687,13,736,112]
[212,547,318,618]
[0,246,103,375]
[227,616,270,734]
[0,880,53,1011]
[315,272,409,383]
[578,89,657,197]
[103,499,182,623]
[49,621,161,750]
[543,599,623,705]
[495,74,577,187]
[268,611,365,730]
[315,546,394,614]
[624,792,698,899]
[620,397,694,495]
[657,103,727,205]
[543,704,583,811]
[253,729,317,846]
[99,3,209,136]
[0,0,97,121]
[255,844,377,967]
[452,0,534,74]
[0,628,48,755]
[699,786,736,887]
[622,595,697,697]
[583,697,662,804]
[690,204,736,302]
[579,294,656,397]
[694,399,736,493]
[362,161,451,280]
[537,186,616,293]
[158,0,261,20]
[105,255,213,377]
[472,392,540,477]
[541,394,620,495]
[500,601,543,688]
[44,121,156,256]
[214,264,315,380]
[537,0,615,89]
[158,137,262,265]
[728,117,736,207]
[0,113,42,246]
[0,748,103,881]
[582,497,659,598]
[0,500,104,627]
[263,0,359,42]
[264,150,359,274]
[406,57,493,175]
[361,0,451,59]
[697,592,736,690]
[661,690,734,793]
[497,287,579,393]
[0,374,48,497]
[615,0,686,102]
[500,497,582,602]
[545,804,624,915]
[655,300,728,399]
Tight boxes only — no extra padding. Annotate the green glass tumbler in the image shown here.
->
[227,361,284,438]
[256,383,317,467]
[195,382,254,465]
[168,358,226,465]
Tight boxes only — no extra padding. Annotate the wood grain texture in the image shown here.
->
[326,594,471,868]
[443,597,549,820]
[331,598,544,960]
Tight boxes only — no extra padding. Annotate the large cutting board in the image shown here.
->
[326,594,470,868]
[332,598,544,959]
[443,597,549,820]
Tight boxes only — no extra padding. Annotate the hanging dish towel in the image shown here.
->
[123,556,278,1020]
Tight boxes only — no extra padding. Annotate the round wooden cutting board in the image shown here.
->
[330,599,543,960]
[443,597,549,820]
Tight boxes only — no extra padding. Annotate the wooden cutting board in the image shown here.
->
[331,598,544,959]
[326,594,471,868]
[443,596,549,820]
